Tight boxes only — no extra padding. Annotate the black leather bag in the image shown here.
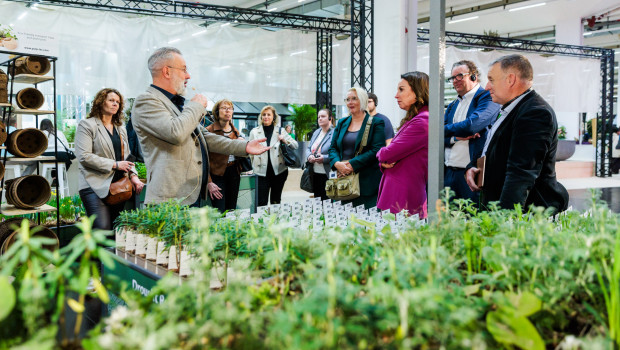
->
[279,127,301,168]
[238,156,252,172]
[300,163,313,193]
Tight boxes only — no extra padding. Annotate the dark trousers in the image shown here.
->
[257,167,288,206]
[312,172,328,200]
[612,157,620,174]
[79,187,126,231]
[444,166,479,204]
[210,165,241,212]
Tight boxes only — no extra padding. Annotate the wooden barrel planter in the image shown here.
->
[7,128,48,158]
[10,56,51,76]
[15,87,45,110]
[0,69,7,103]
[0,224,59,255]
[0,218,30,252]
[0,121,7,146]
[5,175,51,209]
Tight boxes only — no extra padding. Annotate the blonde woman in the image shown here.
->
[248,105,298,205]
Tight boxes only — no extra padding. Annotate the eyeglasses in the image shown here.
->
[447,72,471,82]
[167,66,188,74]
[344,96,359,103]
[219,106,233,111]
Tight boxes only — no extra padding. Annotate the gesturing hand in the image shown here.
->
[246,138,271,155]
[456,133,480,141]
[381,162,396,169]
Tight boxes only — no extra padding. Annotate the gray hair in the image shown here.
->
[148,47,182,76]
[490,54,533,81]
[348,87,369,112]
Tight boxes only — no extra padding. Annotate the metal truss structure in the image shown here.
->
[418,29,615,177]
[350,0,373,92]
[8,0,375,111]
[316,29,332,110]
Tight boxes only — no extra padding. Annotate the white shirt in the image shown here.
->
[311,129,328,174]
[445,84,479,168]
[44,130,70,153]
[482,89,532,157]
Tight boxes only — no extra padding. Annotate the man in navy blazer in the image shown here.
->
[465,54,568,214]
[444,60,500,202]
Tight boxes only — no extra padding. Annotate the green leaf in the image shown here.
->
[487,310,545,350]
[506,291,542,317]
[0,276,16,321]
[67,298,85,313]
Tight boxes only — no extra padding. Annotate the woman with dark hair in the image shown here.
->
[23,118,72,176]
[376,72,430,217]
[75,88,144,230]
[206,99,245,212]
[328,87,385,208]
[249,105,298,206]
[306,108,334,200]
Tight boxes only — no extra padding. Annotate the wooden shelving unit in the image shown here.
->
[12,74,54,85]
[13,109,56,115]
[0,51,59,229]
[0,204,56,216]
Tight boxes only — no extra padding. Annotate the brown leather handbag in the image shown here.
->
[104,130,133,205]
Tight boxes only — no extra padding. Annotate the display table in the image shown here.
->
[102,248,176,315]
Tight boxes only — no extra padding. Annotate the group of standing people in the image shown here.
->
[74,47,569,231]
[322,53,567,218]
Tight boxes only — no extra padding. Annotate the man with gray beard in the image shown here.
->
[132,47,268,206]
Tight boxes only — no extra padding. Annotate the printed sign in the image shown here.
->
[0,24,58,56]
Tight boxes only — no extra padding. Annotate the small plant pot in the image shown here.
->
[146,237,157,261]
[15,88,45,110]
[156,241,168,266]
[115,227,126,249]
[168,245,179,272]
[124,230,136,253]
[179,250,194,277]
[134,233,147,257]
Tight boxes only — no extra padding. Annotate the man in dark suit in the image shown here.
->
[444,60,500,202]
[465,54,569,214]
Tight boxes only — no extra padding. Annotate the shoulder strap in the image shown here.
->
[354,115,373,157]
[118,127,124,161]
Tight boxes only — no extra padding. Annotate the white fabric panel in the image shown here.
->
[416,44,601,115]
[332,38,351,107]
[0,1,317,104]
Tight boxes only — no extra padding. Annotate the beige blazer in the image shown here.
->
[76,117,132,198]
[248,125,298,176]
[132,86,248,205]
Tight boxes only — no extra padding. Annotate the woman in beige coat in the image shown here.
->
[76,88,143,230]
[248,105,298,205]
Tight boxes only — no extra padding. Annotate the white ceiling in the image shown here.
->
[202,0,620,49]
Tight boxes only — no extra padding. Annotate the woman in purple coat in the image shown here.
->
[376,72,429,217]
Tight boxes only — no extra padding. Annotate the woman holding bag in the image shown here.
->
[328,87,385,208]
[249,105,298,206]
[206,99,245,212]
[305,108,334,200]
[76,88,144,230]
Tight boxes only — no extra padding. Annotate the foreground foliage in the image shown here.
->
[1,192,619,349]
[86,193,618,349]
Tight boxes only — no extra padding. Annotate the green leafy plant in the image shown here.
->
[558,125,567,140]
[134,162,147,180]
[63,125,76,143]
[288,104,317,141]
[0,216,114,349]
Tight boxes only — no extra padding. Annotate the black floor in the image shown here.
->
[568,187,620,213]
